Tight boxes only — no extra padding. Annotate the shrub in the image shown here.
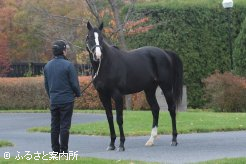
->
[75,76,102,109]
[131,91,149,110]
[0,76,149,110]
[203,71,246,112]
[0,77,49,109]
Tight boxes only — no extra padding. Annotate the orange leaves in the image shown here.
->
[98,8,116,28]
[0,33,10,76]
[97,8,117,39]
[109,19,116,28]
[124,17,154,36]
[102,16,154,40]
[0,6,17,31]
[0,33,9,55]
[0,1,16,75]
[99,8,114,20]
[0,6,16,20]
[103,27,114,34]
[125,17,150,29]
[126,24,154,36]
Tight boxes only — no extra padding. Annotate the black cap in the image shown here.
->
[52,40,68,56]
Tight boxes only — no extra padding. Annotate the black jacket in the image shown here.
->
[44,55,81,105]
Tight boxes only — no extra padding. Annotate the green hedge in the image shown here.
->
[124,0,246,108]
[233,17,246,76]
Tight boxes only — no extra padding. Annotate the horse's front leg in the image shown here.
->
[112,90,125,151]
[98,92,116,150]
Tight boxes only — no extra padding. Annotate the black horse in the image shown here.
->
[86,21,183,151]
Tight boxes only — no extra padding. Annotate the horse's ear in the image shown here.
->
[99,22,103,31]
[87,21,93,30]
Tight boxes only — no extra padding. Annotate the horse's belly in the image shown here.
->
[122,76,155,94]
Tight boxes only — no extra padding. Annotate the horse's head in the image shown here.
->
[86,21,104,62]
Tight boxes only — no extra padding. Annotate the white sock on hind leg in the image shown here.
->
[145,126,158,146]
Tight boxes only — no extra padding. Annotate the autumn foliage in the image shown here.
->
[0,34,10,76]
[99,4,154,41]
[203,71,246,112]
[0,1,13,76]
[124,17,154,36]
[0,76,149,110]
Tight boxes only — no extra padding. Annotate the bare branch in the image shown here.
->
[108,0,127,49]
[123,0,136,24]
[85,0,101,24]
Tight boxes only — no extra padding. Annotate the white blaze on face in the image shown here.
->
[94,32,102,60]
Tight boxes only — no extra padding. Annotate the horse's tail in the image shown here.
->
[166,50,183,107]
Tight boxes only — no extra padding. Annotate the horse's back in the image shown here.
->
[118,46,172,93]
[125,46,172,76]
[126,46,171,65]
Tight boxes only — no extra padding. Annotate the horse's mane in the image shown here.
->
[103,40,127,55]
[112,45,120,49]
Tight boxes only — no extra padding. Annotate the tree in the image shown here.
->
[0,33,10,76]
[86,0,154,109]
[0,0,16,76]
[86,0,134,109]
[2,0,93,63]
[10,0,89,62]
[86,0,137,44]
[233,17,246,77]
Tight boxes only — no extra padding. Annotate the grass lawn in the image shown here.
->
[0,109,104,114]
[1,157,246,164]
[1,156,245,164]
[0,157,153,164]
[198,157,246,164]
[0,140,14,147]
[28,111,246,136]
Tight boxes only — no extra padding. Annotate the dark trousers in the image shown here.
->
[50,102,74,153]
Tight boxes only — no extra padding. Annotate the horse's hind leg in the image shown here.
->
[98,92,116,150]
[161,86,178,146]
[144,85,159,146]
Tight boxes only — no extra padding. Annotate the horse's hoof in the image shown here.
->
[117,146,125,152]
[145,140,154,146]
[106,145,115,151]
[171,141,178,146]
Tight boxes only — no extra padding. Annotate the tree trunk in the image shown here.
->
[108,0,132,110]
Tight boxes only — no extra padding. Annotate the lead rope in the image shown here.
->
[80,58,101,93]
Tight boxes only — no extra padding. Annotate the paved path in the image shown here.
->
[0,113,246,163]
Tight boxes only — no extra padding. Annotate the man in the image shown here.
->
[44,40,81,154]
